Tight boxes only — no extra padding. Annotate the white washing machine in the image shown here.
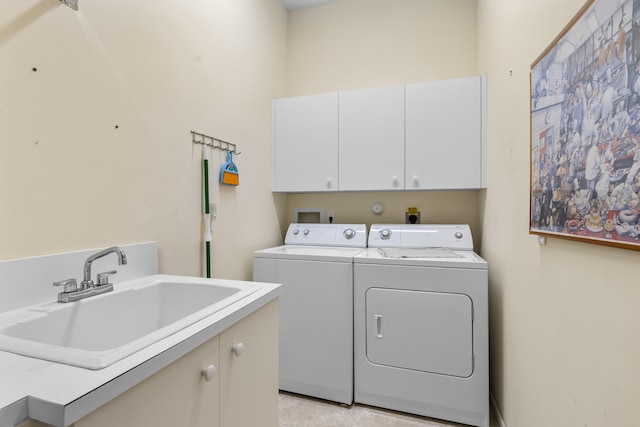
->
[253,223,367,405]
[354,224,489,427]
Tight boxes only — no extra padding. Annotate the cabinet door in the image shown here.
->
[405,76,484,189]
[338,85,405,191]
[220,300,279,427]
[75,336,220,427]
[273,93,338,192]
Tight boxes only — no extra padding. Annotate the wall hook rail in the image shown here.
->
[191,131,241,155]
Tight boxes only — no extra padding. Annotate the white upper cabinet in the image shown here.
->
[338,85,405,191]
[405,75,486,190]
[271,75,486,192]
[272,93,339,192]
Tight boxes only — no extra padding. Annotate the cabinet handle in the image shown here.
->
[201,364,217,382]
[232,342,245,357]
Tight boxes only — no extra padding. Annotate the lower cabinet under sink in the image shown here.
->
[17,299,279,427]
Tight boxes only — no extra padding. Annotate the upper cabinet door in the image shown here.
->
[338,86,405,191]
[273,93,339,192]
[405,76,484,190]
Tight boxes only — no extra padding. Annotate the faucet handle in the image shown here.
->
[53,278,77,293]
[97,270,117,286]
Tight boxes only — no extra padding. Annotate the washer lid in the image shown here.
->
[378,247,463,259]
[354,247,487,269]
[254,245,366,262]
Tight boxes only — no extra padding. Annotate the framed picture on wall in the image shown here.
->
[529,0,640,250]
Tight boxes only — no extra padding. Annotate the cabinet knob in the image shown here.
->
[232,342,245,357]
[326,178,332,188]
[201,364,217,382]
[391,176,399,187]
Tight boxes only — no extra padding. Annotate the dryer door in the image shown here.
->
[366,288,473,377]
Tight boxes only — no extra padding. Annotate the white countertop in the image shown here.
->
[0,278,281,427]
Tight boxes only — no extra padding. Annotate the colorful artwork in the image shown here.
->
[530,0,640,249]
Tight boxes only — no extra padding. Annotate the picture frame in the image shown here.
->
[530,0,640,250]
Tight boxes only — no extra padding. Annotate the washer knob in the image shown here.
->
[303,229,310,236]
[293,229,299,236]
[455,232,463,239]
[380,229,391,239]
[344,229,355,239]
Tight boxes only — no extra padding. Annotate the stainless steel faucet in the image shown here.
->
[81,246,128,289]
[53,246,128,303]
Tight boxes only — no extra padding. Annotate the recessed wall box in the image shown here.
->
[294,208,325,224]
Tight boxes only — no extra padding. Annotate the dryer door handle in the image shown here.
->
[374,314,384,339]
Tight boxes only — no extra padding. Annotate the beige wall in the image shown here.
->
[287,0,478,94]
[0,0,288,280]
[478,0,640,426]
[290,0,640,426]
[285,0,483,243]
[6,1,639,425]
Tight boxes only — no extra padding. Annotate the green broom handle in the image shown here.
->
[204,155,211,278]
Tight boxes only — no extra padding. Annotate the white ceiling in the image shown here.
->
[281,0,335,11]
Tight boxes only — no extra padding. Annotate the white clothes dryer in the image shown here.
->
[354,224,489,427]
[253,223,367,405]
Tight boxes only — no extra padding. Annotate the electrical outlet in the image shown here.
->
[405,207,420,224]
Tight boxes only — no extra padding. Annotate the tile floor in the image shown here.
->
[279,392,498,427]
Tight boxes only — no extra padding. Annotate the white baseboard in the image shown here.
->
[490,391,507,427]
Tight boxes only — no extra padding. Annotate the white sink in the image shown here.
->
[0,274,260,369]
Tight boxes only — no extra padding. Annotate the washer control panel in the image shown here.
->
[285,223,368,247]
[368,224,474,250]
